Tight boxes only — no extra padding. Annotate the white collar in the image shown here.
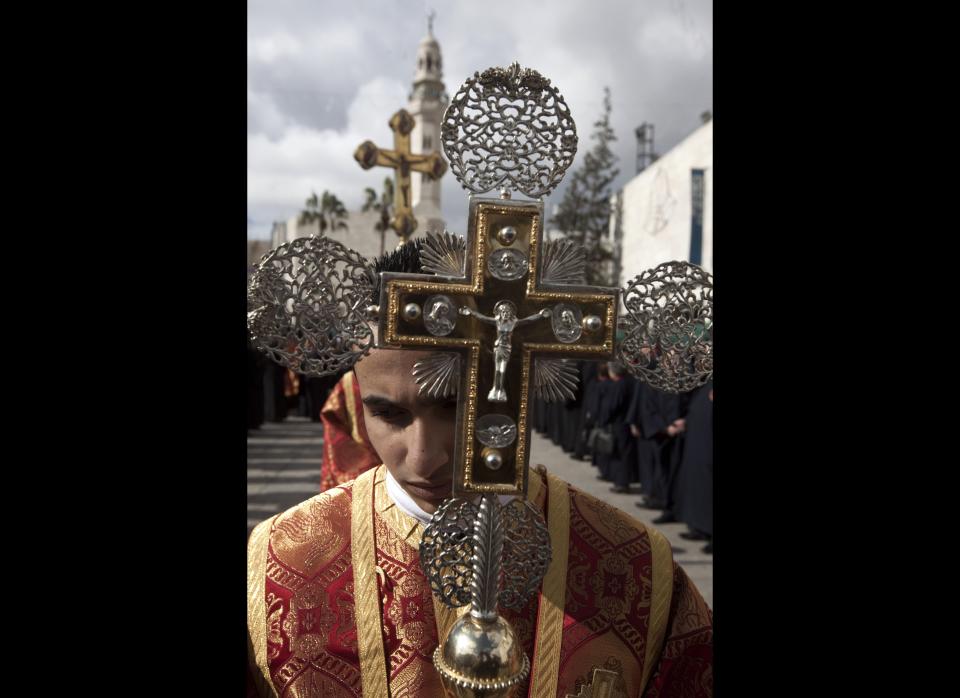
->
[384,468,435,525]
[383,468,517,526]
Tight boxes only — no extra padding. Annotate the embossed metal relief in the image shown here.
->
[476,414,518,448]
[541,238,586,285]
[423,294,459,336]
[420,496,550,613]
[421,230,467,278]
[247,235,375,377]
[534,358,580,403]
[411,352,460,399]
[420,497,478,609]
[551,303,584,343]
[488,247,528,281]
[442,62,578,198]
[617,261,713,393]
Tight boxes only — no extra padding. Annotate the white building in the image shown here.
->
[614,118,713,285]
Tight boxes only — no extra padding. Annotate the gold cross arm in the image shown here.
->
[354,109,449,244]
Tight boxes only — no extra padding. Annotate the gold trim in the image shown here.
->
[342,371,363,444]
[247,517,280,698]
[351,466,391,697]
[640,527,675,693]
[530,471,571,698]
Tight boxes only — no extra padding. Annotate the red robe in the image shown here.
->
[247,465,713,697]
[319,371,380,492]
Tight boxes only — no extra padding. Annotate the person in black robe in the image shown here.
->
[586,363,610,472]
[674,382,713,552]
[558,361,585,453]
[635,384,684,517]
[533,394,548,434]
[573,362,599,460]
[598,362,638,493]
[263,360,288,423]
[547,396,565,446]
[648,387,692,524]
[625,374,658,496]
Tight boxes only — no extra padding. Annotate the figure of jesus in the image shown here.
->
[460,300,551,402]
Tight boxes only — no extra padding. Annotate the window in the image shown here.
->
[689,169,705,265]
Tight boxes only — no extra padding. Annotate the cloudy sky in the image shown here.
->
[248,0,712,243]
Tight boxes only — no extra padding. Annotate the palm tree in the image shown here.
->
[298,190,349,235]
[361,177,394,257]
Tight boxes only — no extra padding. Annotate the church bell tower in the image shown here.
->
[408,13,448,235]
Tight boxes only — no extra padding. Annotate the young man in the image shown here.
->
[247,244,714,697]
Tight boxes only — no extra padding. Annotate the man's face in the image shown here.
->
[353,346,457,514]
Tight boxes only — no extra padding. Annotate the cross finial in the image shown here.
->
[427,9,435,36]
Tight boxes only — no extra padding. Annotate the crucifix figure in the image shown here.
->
[354,109,447,246]
[460,301,551,402]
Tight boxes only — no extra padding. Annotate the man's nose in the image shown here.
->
[406,418,450,477]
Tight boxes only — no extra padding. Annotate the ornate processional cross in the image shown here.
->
[376,195,618,498]
[354,108,448,246]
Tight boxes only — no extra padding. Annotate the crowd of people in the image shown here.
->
[533,360,714,554]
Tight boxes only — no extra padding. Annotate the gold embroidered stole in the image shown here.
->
[350,466,390,697]
[247,517,280,698]
[529,471,571,698]
[639,526,675,693]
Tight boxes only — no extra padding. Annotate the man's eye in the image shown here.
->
[371,409,410,426]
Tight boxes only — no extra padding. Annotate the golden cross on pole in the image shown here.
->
[376,196,619,498]
[354,108,448,247]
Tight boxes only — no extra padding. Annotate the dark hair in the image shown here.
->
[371,239,427,300]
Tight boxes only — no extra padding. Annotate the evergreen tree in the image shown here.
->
[550,87,619,286]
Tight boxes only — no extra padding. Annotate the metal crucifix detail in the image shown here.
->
[460,301,551,402]
[376,196,619,498]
